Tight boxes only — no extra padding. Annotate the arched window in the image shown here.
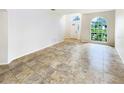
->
[91,17,107,42]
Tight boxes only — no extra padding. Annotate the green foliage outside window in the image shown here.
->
[91,17,107,42]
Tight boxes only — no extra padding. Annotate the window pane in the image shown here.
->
[91,17,107,42]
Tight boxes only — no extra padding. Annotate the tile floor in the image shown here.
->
[0,39,124,84]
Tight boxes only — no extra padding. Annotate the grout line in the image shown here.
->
[22,61,47,80]
[9,69,21,83]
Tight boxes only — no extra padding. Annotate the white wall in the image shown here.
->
[115,10,124,63]
[0,9,119,64]
[0,11,8,64]
[81,11,115,46]
[8,9,64,63]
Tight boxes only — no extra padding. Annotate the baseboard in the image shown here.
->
[115,47,124,64]
[0,62,9,65]
[7,40,64,65]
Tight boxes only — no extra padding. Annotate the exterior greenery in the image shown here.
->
[91,17,107,42]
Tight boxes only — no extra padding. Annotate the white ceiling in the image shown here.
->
[53,9,114,15]
[0,9,114,15]
[0,9,7,12]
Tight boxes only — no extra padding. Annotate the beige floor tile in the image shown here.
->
[0,65,9,74]
[104,62,124,78]
[44,70,74,84]
[0,71,18,84]
[20,73,43,84]
[103,72,124,84]
[0,39,124,84]
[11,64,35,82]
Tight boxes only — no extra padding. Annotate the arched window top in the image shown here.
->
[91,17,107,28]
[91,17,107,23]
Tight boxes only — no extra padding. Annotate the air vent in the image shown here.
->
[51,9,56,11]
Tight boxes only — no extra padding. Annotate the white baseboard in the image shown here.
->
[0,62,9,65]
[6,40,64,65]
[115,47,124,64]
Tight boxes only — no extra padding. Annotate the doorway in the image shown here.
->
[64,14,81,40]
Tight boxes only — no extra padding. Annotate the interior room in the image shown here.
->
[0,9,124,83]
